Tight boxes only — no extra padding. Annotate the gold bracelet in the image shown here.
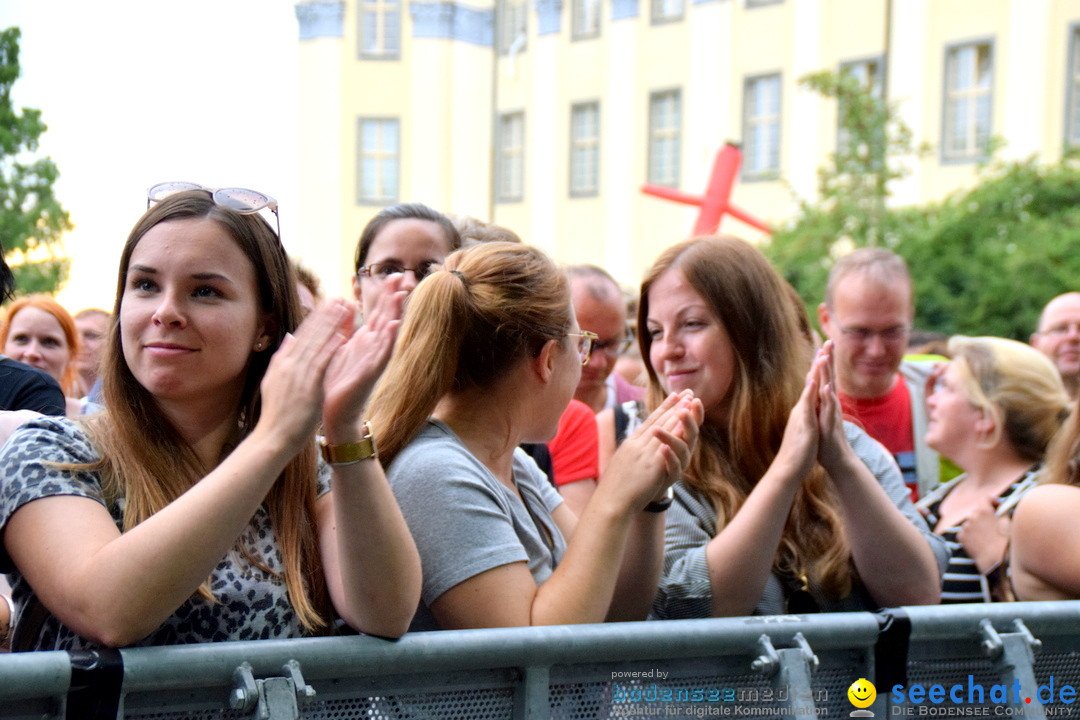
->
[320,421,378,465]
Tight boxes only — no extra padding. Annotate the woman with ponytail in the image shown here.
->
[367,241,702,630]
[643,237,947,618]
[0,187,420,650]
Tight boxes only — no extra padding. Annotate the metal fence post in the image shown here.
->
[751,632,820,716]
[515,664,551,720]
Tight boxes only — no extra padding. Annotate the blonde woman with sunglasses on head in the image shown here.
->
[367,241,703,631]
[0,187,420,650]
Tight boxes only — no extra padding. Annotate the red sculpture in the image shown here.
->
[641,142,771,235]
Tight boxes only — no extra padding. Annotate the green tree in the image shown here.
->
[0,27,70,296]
[766,69,927,309]
[766,68,1080,341]
[896,154,1080,340]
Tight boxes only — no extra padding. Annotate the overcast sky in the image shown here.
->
[0,0,301,311]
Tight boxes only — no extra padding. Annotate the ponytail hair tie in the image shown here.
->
[450,269,468,286]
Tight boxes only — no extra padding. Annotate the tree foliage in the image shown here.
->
[0,27,70,296]
[765,69,1080,341]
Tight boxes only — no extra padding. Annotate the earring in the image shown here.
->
[254,341,265,351]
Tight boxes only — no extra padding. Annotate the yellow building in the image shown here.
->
[295,0,1080,292]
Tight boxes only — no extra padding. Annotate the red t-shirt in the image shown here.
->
[839,376,919,500]
[548,399,600,486]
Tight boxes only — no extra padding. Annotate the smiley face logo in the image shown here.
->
[847,678,876,709]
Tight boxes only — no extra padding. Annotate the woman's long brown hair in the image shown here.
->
[79,190,329,632]
[639,236,854,601]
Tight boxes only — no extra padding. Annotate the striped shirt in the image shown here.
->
[921,471,1037,604]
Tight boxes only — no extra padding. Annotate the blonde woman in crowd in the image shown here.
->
[916,337,1068,603]
[644,237,947,618]
[367,241,703,631]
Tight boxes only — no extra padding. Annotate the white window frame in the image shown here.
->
[572,0,602,39]
[359,0,401,59]
[742,73,781,180]
[497,112,525,203]
[569,102,600,197]
[498,0,528,55]
[648,89,681,188]
[651,0,683,24]
[357,117,400,205]
[942,40,993,163]
[1066,26,1080,147]
[837,57,885,152]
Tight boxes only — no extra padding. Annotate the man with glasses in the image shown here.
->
[817,248,939,500]
[1030,292,1080,400]
[567,265,644,415]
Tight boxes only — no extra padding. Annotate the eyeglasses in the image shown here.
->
[838,325,910,345]
[591,330,635,359]
[1041,321,1080,338]
[356,261,442,282]
[566,330,599,366]
[147,182,281,240]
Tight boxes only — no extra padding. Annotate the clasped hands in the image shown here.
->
[779,341,850,479]
[258,276,407,449]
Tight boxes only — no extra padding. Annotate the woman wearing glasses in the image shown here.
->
[645,237,947,618]
[0,188,420,650]
[353,203,462,318]
[366,241,703,630]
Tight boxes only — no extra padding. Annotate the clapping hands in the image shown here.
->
[777,341,849,482]
[604,390,704,511]
[257,275,407,451]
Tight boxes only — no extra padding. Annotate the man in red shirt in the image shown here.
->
[817,248,938,499]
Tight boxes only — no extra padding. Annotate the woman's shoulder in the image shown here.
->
[1014,483,1080,523]
[0,415,97,465]
[391,420,470,468]
[388,420,492,490]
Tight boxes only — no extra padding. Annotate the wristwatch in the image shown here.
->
[320,422,377,465]
[643,486,674,513]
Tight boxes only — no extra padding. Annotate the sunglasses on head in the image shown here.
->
[147,182,281,241]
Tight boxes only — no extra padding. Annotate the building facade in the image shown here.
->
[295,0,1080,293]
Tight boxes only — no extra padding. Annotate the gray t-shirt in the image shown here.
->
[653,421,950,618]
[0,416,331,650]
[388,419,567,631]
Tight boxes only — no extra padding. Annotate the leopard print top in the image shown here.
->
[0,416,330,650]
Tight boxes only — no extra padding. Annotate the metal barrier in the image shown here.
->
[2,602,1079,720]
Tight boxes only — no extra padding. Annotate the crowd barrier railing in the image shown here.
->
[2,601,1079,720]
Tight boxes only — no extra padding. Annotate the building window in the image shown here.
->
[357,118,399,205]
[498,0,527,55]
[837,57,884,153]
[359,0,400,59]
[570,102,600,197]
[572,0,601,39]
[942,41,993,162]
[1067,27,1080,147]
[743,73,781,179]
[648,90,681,187]
[651,0,683,24]
[497,112,525,202]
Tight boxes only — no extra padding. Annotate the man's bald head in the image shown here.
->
[1032,292,1080,398]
